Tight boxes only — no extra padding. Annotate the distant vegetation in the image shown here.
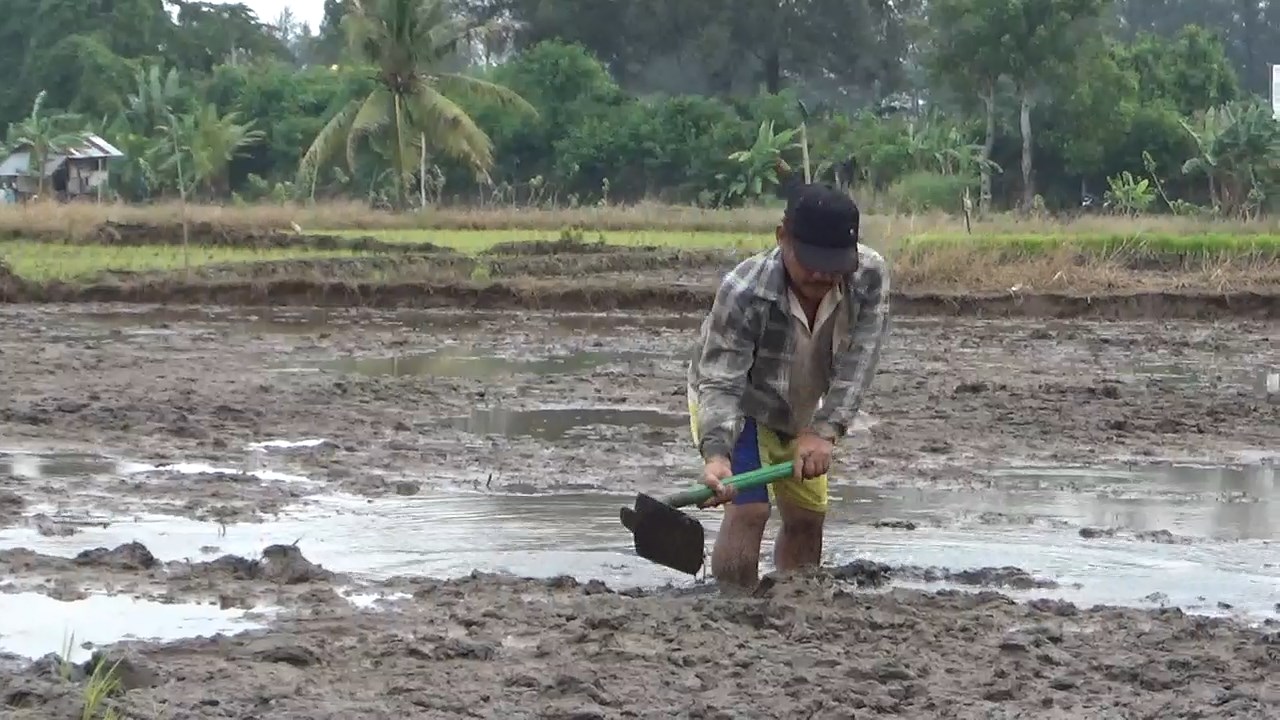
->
[0,0,1277,219]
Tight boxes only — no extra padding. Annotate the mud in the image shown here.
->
[9,276,1280,319]
[0,305,1277,716]
[81,221,451,254]
[1,307,1275,502]
[0,542,339,608]
[2,548,1277,719]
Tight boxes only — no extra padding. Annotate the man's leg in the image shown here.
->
[712,417,774,587]
[761,428,829,572]
[711,501,770,588]
[774,499,825,571]
[688,396,771,588]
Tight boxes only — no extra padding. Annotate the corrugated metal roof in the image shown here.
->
[0,133,124,177]
[0,151,67,177]
[63,134,125,159]
[0,151,29,177]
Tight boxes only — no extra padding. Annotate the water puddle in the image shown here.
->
[0,592,271,662]
[447,406,687,440]
[319,347,666,378]
[1125,362,1279,395]
[73,306,702,335]
[0,450,313,486]
[1,452,152,480]
[1,460,1275,621]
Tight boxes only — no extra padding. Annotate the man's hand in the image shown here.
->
[793,430,834,480]
[699,456,736,508]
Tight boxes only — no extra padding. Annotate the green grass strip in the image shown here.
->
[0,240,367,281]
[898,233,1280,255]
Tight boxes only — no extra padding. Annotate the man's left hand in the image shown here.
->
[793,430,834,480]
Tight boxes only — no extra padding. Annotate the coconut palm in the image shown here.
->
[297,0,536,209]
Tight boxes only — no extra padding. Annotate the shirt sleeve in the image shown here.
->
[693,271,762,461]
[811,258,890,441]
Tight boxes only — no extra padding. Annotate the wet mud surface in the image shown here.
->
[0,304,1277,717]
[2,552,1277,719]
[1,305,1273,506]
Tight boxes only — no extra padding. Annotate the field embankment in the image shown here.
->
[1,202,1277,319]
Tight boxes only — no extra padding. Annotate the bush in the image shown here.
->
[883,172,976,214]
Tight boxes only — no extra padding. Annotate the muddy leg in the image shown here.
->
[711,502,770,588]
[774,500,824,572]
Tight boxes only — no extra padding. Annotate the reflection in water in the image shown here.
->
[983,463,1277,539]
[0,452,150,480]
[0,592,269,662]
[324,347,667,379]
[3,459,1276,619]
[78,306,703,335]
[1122,361,1278,396]
[447,407,687,440]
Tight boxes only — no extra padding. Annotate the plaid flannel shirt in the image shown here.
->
[687,244,890,461]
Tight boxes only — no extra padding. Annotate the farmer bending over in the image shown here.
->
[687,183,890,588]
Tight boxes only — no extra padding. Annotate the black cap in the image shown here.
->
[783,183,860,274]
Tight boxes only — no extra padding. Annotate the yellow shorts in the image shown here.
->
[687,395,829,513]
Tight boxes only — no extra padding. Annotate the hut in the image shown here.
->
[0,133,125,201]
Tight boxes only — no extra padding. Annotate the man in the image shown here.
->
[686,182,890,588]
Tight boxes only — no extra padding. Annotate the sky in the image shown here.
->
[226,0,325,31]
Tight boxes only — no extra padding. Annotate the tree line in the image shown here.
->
[0,0,1277,216]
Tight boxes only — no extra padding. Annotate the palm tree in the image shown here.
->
[5,90,90,197]
[297,0,536,209]
[158,105,265,199]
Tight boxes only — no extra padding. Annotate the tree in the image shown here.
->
[925,0,1016,211]
[1113,25,1240,116]
[4,90,90,197]
[297,0,536,209]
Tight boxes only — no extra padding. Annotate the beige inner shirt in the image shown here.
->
[785,285,848,436]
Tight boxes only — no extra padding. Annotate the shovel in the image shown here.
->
[619,461,795,575]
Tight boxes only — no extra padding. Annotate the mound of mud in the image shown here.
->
[83,220,449,254]
[3,568,1276,718]
[484,247,744,277]
[0,260,24,301]
[482,234,623,255]
[88,253,478,284]
[0,542,337,593]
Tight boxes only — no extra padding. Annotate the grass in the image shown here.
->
[3,236,1275,294]
[0,240,368,282]
[44,632,124,720]
[330,227,774,252]
[1,200,1276,294]
[899,232,1280,257]
[3,198,1280,241]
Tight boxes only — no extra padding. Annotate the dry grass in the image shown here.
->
[5,239,1275,295]
[890,244,1280,294]
[4,199,1280,241]
[2,200,1277,295]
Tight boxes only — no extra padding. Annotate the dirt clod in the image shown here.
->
[74,542,156,570]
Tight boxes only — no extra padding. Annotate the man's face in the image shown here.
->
[777,225,843,301]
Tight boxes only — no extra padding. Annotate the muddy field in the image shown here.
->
[0,302,1277,718]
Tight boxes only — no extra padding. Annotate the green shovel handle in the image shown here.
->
[660,461,795,509]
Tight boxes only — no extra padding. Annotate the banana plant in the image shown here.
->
[715,119,802,207]
[4,90,90,196]
[1180,101,1280,217]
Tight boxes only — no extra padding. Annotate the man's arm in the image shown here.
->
[694,271,762,461]
[809,256,890,442]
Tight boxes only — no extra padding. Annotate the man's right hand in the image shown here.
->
[699,456,736,508]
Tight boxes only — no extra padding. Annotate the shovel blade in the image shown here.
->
[620,492,705,575]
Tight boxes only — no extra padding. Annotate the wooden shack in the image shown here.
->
[0,133,125,201]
